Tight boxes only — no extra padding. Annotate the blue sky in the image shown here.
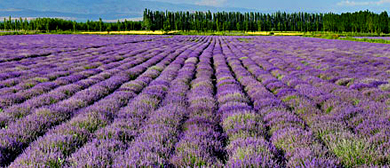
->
[149,0,390,13]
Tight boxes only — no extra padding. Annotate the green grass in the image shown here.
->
[304,32,390,44]
[329,137,382,167]
[325,106,334,114]
[0,30,78,36]
[23,83,36,89]
[304,31,390,37]
[237,38,253,42]
[0,31,37,36]
[84,65,98,70]
[340,37,390,44]
[33,77,49,83]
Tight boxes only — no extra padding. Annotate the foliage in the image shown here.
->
[0,9,388,34]
[142,9,390,33]
[0,17,142,32]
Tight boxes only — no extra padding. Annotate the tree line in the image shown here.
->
[0,9,389,33]
[143,9,390,33]
[0,17,142,32]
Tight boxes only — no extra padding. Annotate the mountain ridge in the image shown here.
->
[0,0,257,21]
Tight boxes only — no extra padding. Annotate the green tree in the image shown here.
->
[99,18,103,31]
[73,21,76,32]
[24,18,28,30]
[124,19,128,31]
[86,20,90,31]
[46,21,50,32]
[117,20,121,31]
[142,8,152,30]
[106,24,112,33]
[4,18,7,30]
[257,20,262,31]
[162,18,171,33]
[19,17,23,30]
[380,11,389,34]
[8,16,12,30]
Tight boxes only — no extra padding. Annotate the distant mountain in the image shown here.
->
[0,0,255,21]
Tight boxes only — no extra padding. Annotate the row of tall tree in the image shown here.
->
[323,11,389,33]
[143,9,390,33]
[0,17,142,32]
[0,9,389,33]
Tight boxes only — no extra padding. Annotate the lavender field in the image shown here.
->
[0,35,389,167]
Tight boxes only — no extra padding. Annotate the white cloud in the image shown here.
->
[104,17,143,22]
[377,0,390,4]
[195,0,227,7]
[337,0,390,6]
[0,8,22,12]
[0,17,77,21]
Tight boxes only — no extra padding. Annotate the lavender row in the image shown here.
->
[0,35,132,59]
[267,53,390,139]
[226,37,388,166]
[242,37,390,98]
[162,40,225,167]
[0,36,193,110]
[265,57,390,166]
[0,43,170,128]
[0,35,157,63]
[110,38,209,166]
[0,37,166,94]
[113,40,210,167]
[144,39,217,167]
[0,42,131,91]
[0,38,175,113]
[259,56,386,166]
[270,47,390,103]
[0,35,388,167]
[210,38,285,167]
[231,38,390,166]
[9,39,195,167]
[222,38,342,167]
[63,38,209,167]
[227,38,364,167]
[0,51,98,89]
[0,39,190,166]
[0,36,136,79]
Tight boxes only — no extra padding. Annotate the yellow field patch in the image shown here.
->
[274,32,304,36]
[246,31,304,36]
[246,32,270,35]
[81,30,179,35]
